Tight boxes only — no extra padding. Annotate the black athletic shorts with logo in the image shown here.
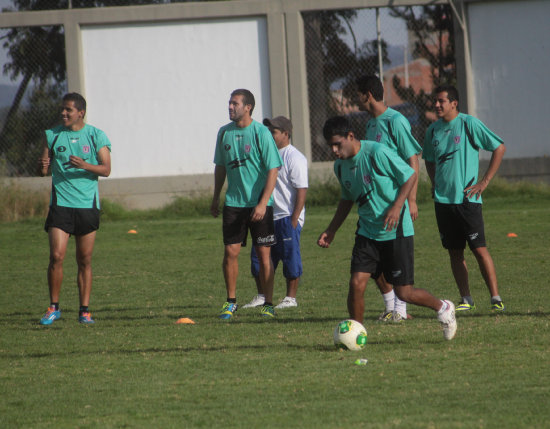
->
[350,234,414,286]
[222,205,276,247]
[44,205,100,236]
[434,201,486,250]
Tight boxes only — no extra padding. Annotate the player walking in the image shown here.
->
[356,75,422,322]
[38,92,112,325]
[211,89,283,319]
[423,85,506,312]
[317,116,456,340]
[243,116,308,310]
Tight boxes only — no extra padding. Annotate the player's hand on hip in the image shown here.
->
[464,182,487,200]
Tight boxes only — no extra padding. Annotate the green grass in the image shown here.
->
[1,195,549,428]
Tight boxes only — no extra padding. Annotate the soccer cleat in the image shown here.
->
[79,312,95,324]
[378,311,393,322]
[391,312,405,323]
[241,294,265,309]
[456,301,476,311]
[491,300,505,312]
[219,302,238,319]
[275,297,297,309]
[39,306,61,325]
[260,304,275,318]
[438,300,457,340]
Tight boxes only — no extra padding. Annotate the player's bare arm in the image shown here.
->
[317,199,354,248]
[211,164,226,218]
[37,137,51,176]
[384,171,417,231]
[291,188,307,229]
[251,167,278,222]
[407,154,420,221]
[464,144,506,200]
[425,160,436,197]
[69,146,111,177]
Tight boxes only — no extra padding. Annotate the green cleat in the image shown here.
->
[260,304,275,318]
[456,301,476,311]
[491,301,505,312]
[219,302,238,319]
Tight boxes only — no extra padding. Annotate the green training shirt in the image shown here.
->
[335,140,415,241]
[214,120,282,208]
[46,124,111,209]
[365,107,421,161]
[422,113,503,204]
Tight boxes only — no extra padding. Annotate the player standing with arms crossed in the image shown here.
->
[243,116,308,309]
[356,75,422,322]
[38,92,111,325]
[423,85,506,312]
[317,116,456,340]
[211,89,283,319]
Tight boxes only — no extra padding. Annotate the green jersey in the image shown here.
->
[335,141,415,241]
[423,113,503,204]
[46,124,111,209]
[365,107,421,161]
[214,120,282,208]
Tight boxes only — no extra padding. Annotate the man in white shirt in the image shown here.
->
[243,116,308,309]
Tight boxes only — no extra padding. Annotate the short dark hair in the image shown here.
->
[434,85,459,104]
[231,88,255,114]
[355,75,384,101]
[62,92,86,112]
[323,116,353,141]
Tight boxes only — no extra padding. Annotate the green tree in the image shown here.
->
[303,9,389,161]
[388,4,456,140]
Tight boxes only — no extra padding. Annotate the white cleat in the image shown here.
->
[438,300,457,340]
[241,294,265,309]
[275,297,298,309]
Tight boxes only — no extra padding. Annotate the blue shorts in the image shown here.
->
[251,216,303,279]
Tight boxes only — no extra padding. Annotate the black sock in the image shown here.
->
[227,298,236,304]
[79,306,89,315]
[51,302,59,311]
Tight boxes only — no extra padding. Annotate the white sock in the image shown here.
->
[383,290,395,312]
[394,296,407,318]
[438,300,449,314]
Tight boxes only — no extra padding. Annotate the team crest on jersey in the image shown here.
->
[244,144,251,153]
[376,133,382,142]
[344,180,352,189]
[363,174,372,185]
[454,136,461,144]
[224,144,231,151]
[82,145,90,153]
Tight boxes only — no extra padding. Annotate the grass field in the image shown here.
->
[1,195,549,428]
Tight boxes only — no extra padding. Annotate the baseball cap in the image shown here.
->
[263,116,292,137]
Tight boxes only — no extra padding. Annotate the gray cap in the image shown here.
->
[263,116,292,137]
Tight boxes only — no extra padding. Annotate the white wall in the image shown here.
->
[81,17,272,179]
[469,0,550,158]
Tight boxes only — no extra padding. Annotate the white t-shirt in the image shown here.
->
[273,144,308,226]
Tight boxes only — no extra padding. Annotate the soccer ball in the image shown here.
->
[333,319,368,351]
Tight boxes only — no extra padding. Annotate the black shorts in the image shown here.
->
[350,234,414,286]
[435,201,486,250]
[44,205,100,236]
[222,206,276,247]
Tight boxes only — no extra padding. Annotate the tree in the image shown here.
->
[303,9,389,161]
[388,4,456,140]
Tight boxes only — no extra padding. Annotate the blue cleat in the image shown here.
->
[79,312,95,324]
[39,306,61,325]
[219,302,238,319]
